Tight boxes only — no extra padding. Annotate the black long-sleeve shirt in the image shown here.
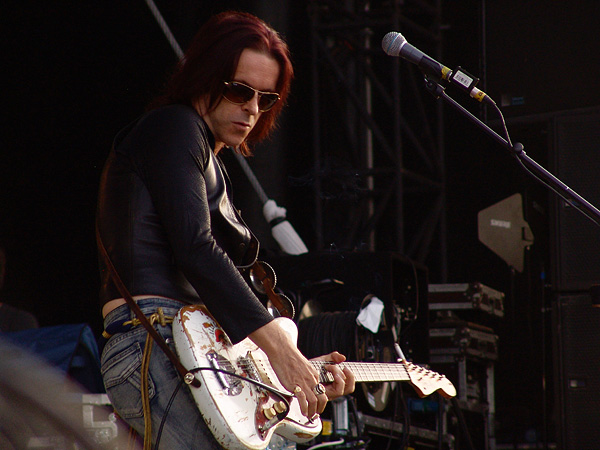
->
[97,104,273,343]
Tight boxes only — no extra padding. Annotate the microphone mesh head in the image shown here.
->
[381,32,406,57]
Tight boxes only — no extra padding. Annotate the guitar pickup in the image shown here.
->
[206,351,243,396]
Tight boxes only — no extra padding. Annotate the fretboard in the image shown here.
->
[311,361,409,384]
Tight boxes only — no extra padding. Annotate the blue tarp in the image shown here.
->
[1,323,104,393]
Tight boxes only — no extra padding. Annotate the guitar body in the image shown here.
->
[172,305,321,450]
[173,304,455,449]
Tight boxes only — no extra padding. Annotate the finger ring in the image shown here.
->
[312,383,326,395]
[293,385,302,395]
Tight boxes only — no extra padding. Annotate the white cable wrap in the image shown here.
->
[263,200,308,255]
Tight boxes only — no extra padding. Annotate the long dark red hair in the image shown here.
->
[150,11,294,156]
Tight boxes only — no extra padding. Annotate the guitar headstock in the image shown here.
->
[402,361,457,399]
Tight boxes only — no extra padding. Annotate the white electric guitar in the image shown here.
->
[173,305,456,450]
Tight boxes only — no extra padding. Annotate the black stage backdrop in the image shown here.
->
[2,0,294,334]
[3,1,600,447]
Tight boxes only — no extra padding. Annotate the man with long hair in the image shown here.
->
[97,11,354,449]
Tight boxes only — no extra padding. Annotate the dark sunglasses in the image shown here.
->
[222,81,280,112]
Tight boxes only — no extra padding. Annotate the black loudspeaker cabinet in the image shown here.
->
[484,1,600,118]
[265,251,429,364]
[550,108,600,291]
[552,293,600,450]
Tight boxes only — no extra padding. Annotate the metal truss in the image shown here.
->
[308,0,447,280]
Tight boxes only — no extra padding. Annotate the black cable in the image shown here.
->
[383,396,396,450]
[347,396,366,448]
[437,393,444,450]
[449,397,476,450]
[189,366,292,416]
[491,101,512,147]
[399,388,411,450]
[154,377,185,450]
[150,365,294,450]
[380,380,410,450]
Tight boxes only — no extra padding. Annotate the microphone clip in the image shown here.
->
[449,66,479,94]
[449,66,494,104]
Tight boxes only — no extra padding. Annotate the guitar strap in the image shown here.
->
[251,261,294,319]
[95,225,200,389]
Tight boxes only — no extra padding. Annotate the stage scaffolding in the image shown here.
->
[308,0,447,280]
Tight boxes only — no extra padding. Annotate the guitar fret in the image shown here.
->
[312,361,410,383]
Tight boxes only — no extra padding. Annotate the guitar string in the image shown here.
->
[200,358,453,403]
[221,356,450,399]
[236,358,449,379]
[235,359,411,377]
[235,359,418,376]
[234,358,422,383]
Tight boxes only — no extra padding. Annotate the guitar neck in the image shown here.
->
[312,361,410,384]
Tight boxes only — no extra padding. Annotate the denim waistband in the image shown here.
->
[103,297,186,335]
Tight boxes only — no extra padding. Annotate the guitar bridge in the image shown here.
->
[206,351,243,396]
[245,351,274,387]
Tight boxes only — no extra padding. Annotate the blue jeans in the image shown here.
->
[101,298,223,449]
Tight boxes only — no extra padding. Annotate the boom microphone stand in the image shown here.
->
[424,77,600,450]
[423,78,600,226]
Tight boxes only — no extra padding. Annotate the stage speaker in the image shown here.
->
[484,1,600,118]
[550,109,600,291]
[552,293,600,449]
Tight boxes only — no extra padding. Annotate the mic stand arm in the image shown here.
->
[424,79,600,226]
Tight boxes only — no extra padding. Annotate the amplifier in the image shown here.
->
[429,322,499,362]
[429,283,504,318]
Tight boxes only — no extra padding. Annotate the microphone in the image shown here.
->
[382,31,494,105]
[382,31,452,82]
